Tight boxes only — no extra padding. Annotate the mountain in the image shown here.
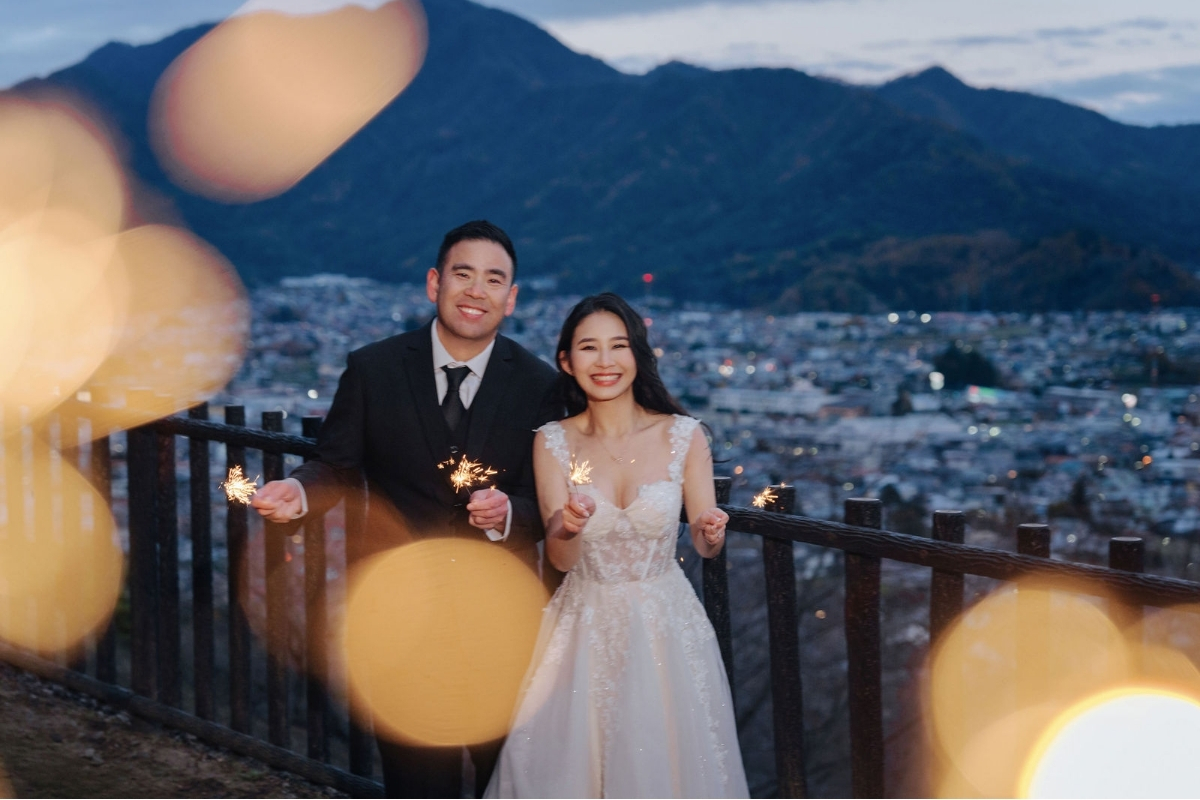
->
[12,0,1200,310]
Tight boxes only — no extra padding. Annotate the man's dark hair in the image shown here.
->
[435,220,518,281]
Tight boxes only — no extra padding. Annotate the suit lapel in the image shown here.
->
[402,323,452,465]
[466,335,514,458]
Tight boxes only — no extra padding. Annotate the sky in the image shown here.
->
[3,0,1200,126]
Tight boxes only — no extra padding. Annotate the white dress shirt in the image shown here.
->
[286,320,511,541]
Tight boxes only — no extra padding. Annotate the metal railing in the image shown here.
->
[4,405,1200,797]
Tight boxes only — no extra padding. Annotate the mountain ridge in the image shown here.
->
[11,0,1200,310]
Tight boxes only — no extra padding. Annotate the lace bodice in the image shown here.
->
[541,415,698,583]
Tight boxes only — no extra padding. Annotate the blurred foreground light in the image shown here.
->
[150,0,427,202]
[930,582,1130,797]
[82,224,249,438]
[0,95,126,234]
[0,445,124,656]
[340,539,547,746]
[0,96,130,430]
[0,211,128,432]
[1020,688,1200,798]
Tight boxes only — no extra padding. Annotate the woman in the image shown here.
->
[486,293,748,798]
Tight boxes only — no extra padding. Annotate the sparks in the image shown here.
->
[441,455,498,493]
[751,486,777,509]
[222,465,259,505]
[568,456,592,488]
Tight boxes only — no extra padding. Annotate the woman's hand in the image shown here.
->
[562,493,596,536]
[693,506,729,548]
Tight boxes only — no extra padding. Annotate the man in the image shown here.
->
[252,220,560,797]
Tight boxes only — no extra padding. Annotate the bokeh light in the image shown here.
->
[150,0,427,202]
[0,444,124,656]
[929,582,1131,797]
[0,96,130,432]
[80,224,249,438]
[340,538,547,746]
[1020,687,1200,798]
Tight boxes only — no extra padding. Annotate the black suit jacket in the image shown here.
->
[291,322,560,568]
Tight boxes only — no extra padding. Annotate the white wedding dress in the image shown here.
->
[486,415,748,798]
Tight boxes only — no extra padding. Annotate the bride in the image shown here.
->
[486,293,748,798]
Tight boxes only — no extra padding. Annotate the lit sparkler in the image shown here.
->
[568,456,592,489]
[751,486,777,509]
[439,455,498,494]
[222,465,259,504]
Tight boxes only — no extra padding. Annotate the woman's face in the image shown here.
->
[560,310,637,403]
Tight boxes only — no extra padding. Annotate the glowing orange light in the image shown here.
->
[1019,687,1200,797]
[150,0,427,202]
[81,224,249,438]
[0,446,124,656]
[340,539,547,745]
[929,581,1131,797]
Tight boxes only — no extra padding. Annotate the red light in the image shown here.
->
[642,273,654,284]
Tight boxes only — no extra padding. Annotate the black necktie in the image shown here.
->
[442,365,470,432]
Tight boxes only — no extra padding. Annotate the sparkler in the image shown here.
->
[568,456,592,490]
[438,455,498,494]
[222,465,259,504]
[751,486,777,509]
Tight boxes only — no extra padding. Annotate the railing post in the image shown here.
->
[762,484,807,798]
[156,421,181,708]
[127,390,159,699]
[89,417,117,684]
[32,423,54,660]
[189,403,215,720]
[262,410,290,750]
[345,479,375,779]
[703,476,735,699]
[929,511,966,646]
[1016,523,1051,712]
[302,415,330,763]
[1109,537,1145,636]
[59,411,87,673]
[225,405,252,733]
[844,497,883,799]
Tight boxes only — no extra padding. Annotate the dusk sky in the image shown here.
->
[3,0,1200,126]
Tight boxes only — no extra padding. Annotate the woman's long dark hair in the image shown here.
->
[555,293,691,419]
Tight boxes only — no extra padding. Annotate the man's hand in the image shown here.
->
[251,480,303,523]
[467,487,509,532]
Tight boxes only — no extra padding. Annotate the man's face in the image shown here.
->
[426,238,518,352]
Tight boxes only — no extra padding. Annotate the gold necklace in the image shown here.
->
[596,435,635,464]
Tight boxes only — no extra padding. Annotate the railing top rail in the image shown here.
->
[151,415,315,457]
[726,506,1200,610]
[137,415,1200,610]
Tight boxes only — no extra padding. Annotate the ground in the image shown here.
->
[0,664,345,799]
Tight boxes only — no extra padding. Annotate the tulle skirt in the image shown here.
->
[486,566,748,798]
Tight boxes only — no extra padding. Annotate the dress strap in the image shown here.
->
[538,420,573,478]
[668,415,700,483]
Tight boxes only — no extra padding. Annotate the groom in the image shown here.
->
[252,220,559,797]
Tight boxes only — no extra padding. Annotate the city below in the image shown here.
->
[220,273,1200,582]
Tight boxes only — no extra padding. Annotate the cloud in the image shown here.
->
[1037,62,1200,125]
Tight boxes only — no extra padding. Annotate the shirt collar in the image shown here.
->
[432,318,496,376]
